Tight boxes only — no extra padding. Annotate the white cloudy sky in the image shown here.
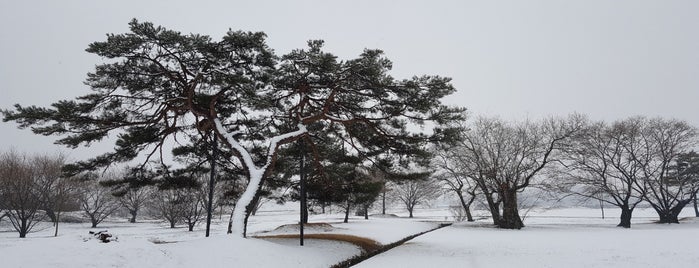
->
[1,0,698,157]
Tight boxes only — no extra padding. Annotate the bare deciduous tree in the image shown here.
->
[153,189,185,228]
[454,115,584,229]
[557,120,647,228]
[180,189,207,231]
[433,148,479,222]
[636,118,698,223]
[0,151,46,237]
[32,154,80,236]
[118,187,153,223]
[392,178,441,218]
[78,175,121,228]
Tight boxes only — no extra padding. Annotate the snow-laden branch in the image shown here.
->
[213,118,308,237]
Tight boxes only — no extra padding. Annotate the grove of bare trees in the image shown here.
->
[554,117,699,227]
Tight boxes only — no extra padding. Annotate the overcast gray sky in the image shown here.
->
[1,0,698,158]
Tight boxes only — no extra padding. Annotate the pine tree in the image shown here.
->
[2,20,463,237]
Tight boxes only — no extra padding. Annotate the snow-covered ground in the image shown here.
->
[0,205,439,268]
[357,207,699,268]
[1,205,698,268]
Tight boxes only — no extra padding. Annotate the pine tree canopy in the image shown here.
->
[2,19,464,178]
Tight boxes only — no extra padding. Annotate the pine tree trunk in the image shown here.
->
[227,208,234,234]
[344,200,351,223]
[498,189,523,229]
[242,190,263,237]
[618,204,633,228]
[243,208,251,237]
[382,191,386,215]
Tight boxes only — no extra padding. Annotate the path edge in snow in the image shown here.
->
[330,222,452,268]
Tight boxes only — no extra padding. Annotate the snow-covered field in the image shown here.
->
[1,206,698,268]
[358,207,699,268]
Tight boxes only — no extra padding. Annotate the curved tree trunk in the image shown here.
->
[243,198,257,238]
[482,188,501,225]
[215,120,308,238]
[456,190,475,222]
[227,208,235,234]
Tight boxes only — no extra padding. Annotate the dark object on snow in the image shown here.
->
[89,230,116,243]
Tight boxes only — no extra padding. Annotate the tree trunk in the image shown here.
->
[381,190,386,215]
[693,195,698,217]
[242,190,263,238]
[91,218,98,228]
[482,187,501,225]
[456,190,475,222]
[364,204,369,220]
[243,206,252,237]
[19,218,28,238]
[498,189,523,229]
[343,200,350,223]
[46,209,57,224]
[188,223,195,231]
[599,200,605,219]
[655,199,691,224]
[617,204,633,228]
[54,213,60,237]
[129,210,137,223]
[227,208,234,234]
[169,220,176,228]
